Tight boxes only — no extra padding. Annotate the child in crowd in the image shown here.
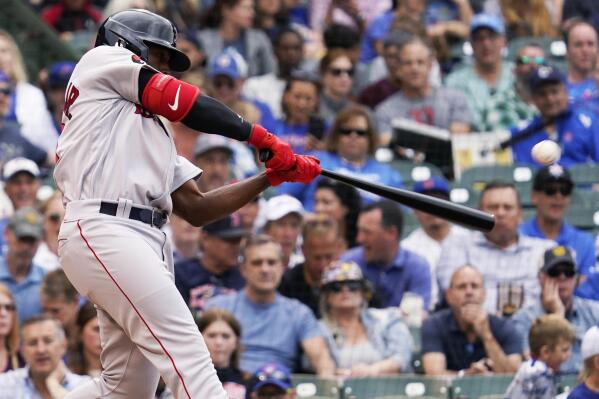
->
[506,314,575,399]
[568,326,599,399]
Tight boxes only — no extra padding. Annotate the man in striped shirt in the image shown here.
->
[437,181,554,316]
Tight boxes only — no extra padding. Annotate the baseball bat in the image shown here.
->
[260,150,495,232]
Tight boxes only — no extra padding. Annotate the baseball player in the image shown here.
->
[54,9,320,399]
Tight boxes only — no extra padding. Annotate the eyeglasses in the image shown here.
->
[328,67,354,77]
[542,185,572,196]
[338,128,368,137]
[0,303,16,312]
[305,218,335,229]
[546,267,576,278]
[0,87,10,96]
[516,56,545,66]
[324,280,363,293]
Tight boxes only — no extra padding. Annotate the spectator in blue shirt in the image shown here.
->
[0,207,46,322]
[510,65,599,167]
[568,326,599,398]
[206,235,335,375]
[520,165,597,299]
[422,265,523,375]
[175,214,246,316]
[340,200,431,309]
[278,105,403,210]
[511,246,599,375]
[564,20,598,104]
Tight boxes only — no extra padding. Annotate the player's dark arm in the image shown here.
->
[138,69,294,171]
[171,174,269,227]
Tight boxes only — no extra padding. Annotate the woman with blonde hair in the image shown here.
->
[0,30,58,154]
[318,261,414,377]
[0,283,23,373]
[500,0,557,39]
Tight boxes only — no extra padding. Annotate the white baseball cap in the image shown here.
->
[264,195,304,222]
[3,157,40,181]
[581,325,599,360]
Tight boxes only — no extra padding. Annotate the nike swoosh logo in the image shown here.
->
[168,85,181,111]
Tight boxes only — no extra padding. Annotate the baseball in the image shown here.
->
[531,140,561,165]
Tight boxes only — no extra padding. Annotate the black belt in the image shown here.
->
[99,201,167,229]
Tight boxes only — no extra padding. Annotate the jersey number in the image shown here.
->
[64,83,80,120]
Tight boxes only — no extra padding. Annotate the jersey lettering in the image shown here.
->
[63,83,80,120]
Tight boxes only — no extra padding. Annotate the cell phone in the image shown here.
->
[308,115,326,141]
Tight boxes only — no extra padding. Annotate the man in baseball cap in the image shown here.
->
[174,213,247,314]
[193,134,234,192]
[262,195,305,268]
[2,157,41,211]
[521,164,596,299]
[248,362,294,399]
[511,245,599,375]
[510,63,599,166]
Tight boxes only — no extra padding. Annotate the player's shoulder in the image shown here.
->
[79,45,148,69]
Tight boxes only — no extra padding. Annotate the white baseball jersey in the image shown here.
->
[54,45,200,213]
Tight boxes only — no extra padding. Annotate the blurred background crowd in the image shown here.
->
[1,0,599,398]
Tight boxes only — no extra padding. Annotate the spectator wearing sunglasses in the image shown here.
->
[520,165,597,300]
[484,42,546,131]
[511,246,599,375]
[278,105,403,210]
[375,35,472,145]
[510,65,599,167]
[318,50,359,125]
[0,283,24,373]
[318,260,414,376]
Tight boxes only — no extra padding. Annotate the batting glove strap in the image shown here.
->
[248,124,295,171]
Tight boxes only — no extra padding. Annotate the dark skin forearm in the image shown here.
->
[171,172,269,227]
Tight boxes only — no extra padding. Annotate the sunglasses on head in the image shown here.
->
[516,55,545,66]
[325,280,363,293]
[338,128,368,137]
[542,185,572,196]
[547,267,576,278]
[328,67,354,77]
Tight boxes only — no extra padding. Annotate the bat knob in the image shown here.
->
[259,149,272,163]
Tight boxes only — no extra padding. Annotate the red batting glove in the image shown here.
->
[266,155,321,186]
[248,124,294,171]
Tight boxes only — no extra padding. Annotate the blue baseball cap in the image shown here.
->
[48,61,76,88]
[528,65,566,93]
[251,363,292,393]
[470,13,505,36]
[208,49,248,80]
[413,177,450,197]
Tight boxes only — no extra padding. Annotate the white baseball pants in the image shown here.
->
[58,200,227,399]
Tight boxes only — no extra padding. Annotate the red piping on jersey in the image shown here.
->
[76,220,192,399]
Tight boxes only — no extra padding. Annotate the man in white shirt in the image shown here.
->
[402,176,467,310]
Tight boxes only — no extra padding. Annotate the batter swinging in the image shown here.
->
[54,9,320,399]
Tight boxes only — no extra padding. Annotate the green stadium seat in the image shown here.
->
[450,374,515,398]
[569,163,599,190]
[342,376,450,399]
[292,375,338,399]
[459,165,534,192]
[401,211,420,239]
[391,161,445,187]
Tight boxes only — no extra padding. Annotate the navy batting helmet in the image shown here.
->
[95,9,191,72]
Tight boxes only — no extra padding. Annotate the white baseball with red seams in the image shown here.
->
[531,140,561,165]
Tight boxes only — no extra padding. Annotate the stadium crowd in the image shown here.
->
[1,0,599,398]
